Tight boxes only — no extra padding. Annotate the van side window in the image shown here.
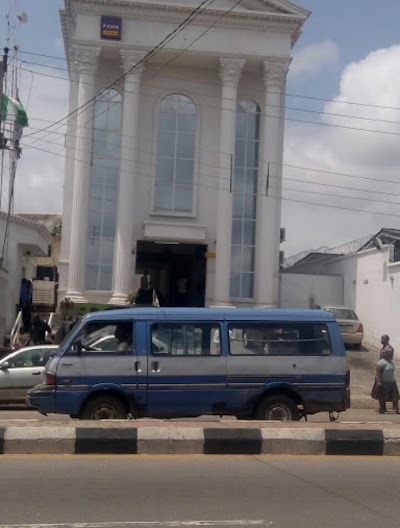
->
[65,321,135,356]
[228,323,331,356]
[151,324,221,356]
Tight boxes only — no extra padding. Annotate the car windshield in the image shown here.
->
[324,308,358,320]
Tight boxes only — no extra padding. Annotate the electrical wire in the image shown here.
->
[18,48,400,113]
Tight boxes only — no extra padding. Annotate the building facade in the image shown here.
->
[58,0,309,307]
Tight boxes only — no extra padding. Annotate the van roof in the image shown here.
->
[82,307,336,323]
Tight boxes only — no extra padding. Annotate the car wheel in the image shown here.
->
[79,395,128,420]
[256,395,300,421]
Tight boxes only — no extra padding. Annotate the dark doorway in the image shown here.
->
[135,241,207,307]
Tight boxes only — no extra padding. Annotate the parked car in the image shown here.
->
[320,306,364,349]
[0,345,59,404]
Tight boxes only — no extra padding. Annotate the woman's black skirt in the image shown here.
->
[371,380,400,402]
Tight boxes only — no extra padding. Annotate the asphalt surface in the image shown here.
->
[1,456,400,527]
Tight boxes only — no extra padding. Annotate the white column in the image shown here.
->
[254,60,289,307]
[110,50,146,304]
[213,58,245,306]
[65,45,100,302]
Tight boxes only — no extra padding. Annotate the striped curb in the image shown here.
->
[0,426,398,455]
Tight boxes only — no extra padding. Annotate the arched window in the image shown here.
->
[230,100,260,299]
[86,88,122,291]
[154,94,197,214]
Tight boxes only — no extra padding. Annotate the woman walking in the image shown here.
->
[372,347,400,414]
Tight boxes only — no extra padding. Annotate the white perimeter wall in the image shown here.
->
[280,273,343,309]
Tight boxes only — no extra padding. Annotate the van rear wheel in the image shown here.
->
[79,395,128,420]
[256,395,300,421]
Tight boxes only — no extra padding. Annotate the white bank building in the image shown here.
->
[59,0,309,308]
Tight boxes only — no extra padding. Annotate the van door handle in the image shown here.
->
[134,360,142,373]
[151,361,161,373]
[61,363,73,366]
[32,372,41,375]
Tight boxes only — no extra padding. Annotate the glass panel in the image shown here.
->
[243,221,255,245]
[236,112,247,139]
[156,158,174,183]
[159,112,176,132]
[246,170,258,194]
[232,220,242,245]
[93,130,107,156]
[104,186,117,210]
[157,132,175,157]
[176,159,194,184]
[241,273,254,298]
[231,245,242,272]
[242,247,255,273]
[247,112,259,141]
[154,183,173,211]
[86,264,98,291]
[230,273,241,298]
[174,185,193,213]
[100,237,114,265]
[94,101,108,129]
[233,169,245,194]
[176,133,195,159]
[90,184,103,200]
[88,210,102,238]
[178,113,196,133]
[87,238,100,265]
[244,193,256,219]
[151,324,220,356]
[89,197,102,212]
[246,141,258,168]
[235,140,246,167]
[232,193,243,218]
[99,266,113,291]
[102,212,116,237]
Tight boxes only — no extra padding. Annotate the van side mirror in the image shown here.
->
[0,361,10,369]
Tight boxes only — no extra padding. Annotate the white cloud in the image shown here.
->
[289,40,339,79]
[283,45,400,256]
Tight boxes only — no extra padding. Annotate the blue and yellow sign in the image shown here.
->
[100,16,122,40]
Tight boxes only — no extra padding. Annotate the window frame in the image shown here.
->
[85,88,123,292]
[230,99,261,301]
[64,321,135,357]
[227,322,332,357]
[151,93,199,218]
[150,322,222,357]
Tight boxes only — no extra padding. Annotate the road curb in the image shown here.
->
[0,426,399,455]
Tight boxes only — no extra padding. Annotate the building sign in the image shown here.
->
[100,16,122,40]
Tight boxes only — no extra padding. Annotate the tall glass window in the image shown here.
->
[154,94,197,214]
[86,88,122,291]
[230,100,260,299]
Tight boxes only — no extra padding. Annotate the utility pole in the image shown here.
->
[0,47,9,150]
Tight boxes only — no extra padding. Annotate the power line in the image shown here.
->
[18,62,400,140]
[17,58,400,129]
[22,0,219,140]
[22,122,400,203]
[22,141,400,221]
[18,48,400,113]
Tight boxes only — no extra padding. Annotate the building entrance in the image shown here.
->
[135,241,207,307]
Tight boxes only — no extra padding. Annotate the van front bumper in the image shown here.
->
[26,384,56,415]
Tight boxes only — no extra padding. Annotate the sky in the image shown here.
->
[2,0,400,257]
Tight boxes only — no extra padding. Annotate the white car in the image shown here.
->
[0,345,59,404]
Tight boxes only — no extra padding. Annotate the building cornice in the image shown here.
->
[61,0,307,58]
[0,212,53,243]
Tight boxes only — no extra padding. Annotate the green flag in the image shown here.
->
[1,93,28,127]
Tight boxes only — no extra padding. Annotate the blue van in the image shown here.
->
[27,308,350,421]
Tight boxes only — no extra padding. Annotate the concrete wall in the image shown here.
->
[354,247,400,347]
[280,273,343,309]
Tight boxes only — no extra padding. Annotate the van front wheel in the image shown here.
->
[256,395,300,421]
[79,395,128,420]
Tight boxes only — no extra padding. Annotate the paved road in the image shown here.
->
[1,456,400,527]
[0,407,400,424]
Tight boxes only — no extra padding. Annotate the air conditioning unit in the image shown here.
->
[280,228,286,243]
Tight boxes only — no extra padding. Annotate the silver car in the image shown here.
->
[0,345,58,404]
